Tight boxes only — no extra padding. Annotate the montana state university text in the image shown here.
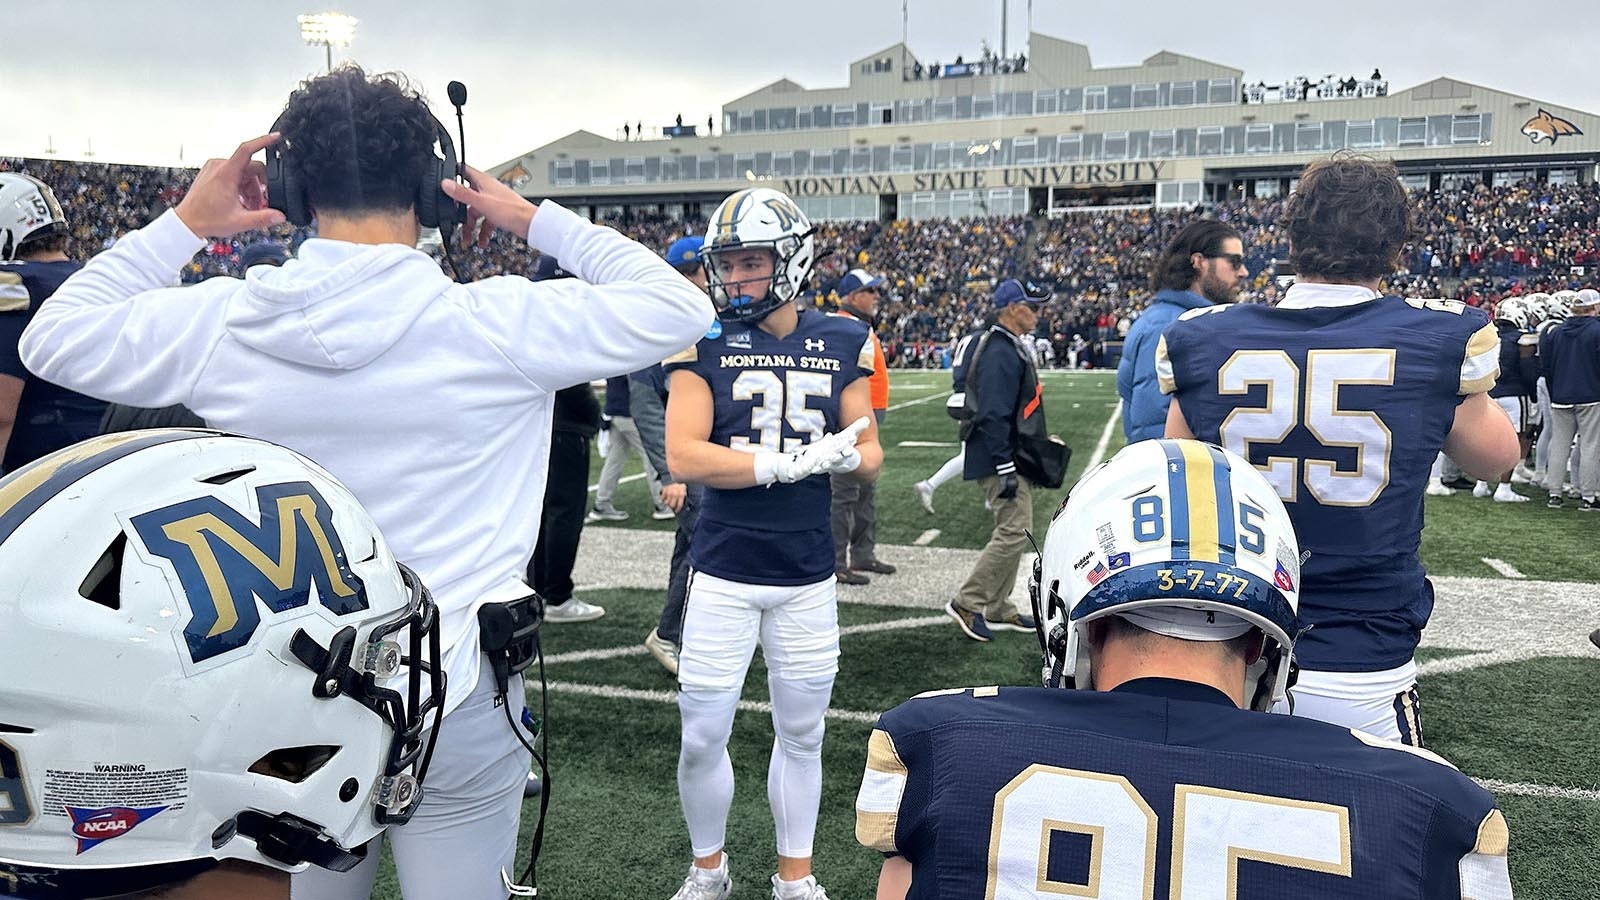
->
[781,161,1168,197]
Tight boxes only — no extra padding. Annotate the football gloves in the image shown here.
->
[771,416,870,483]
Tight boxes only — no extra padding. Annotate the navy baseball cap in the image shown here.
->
[993,279,1049,309]
[239,241,288,268]
[666,235,704,269]
[533,256,573,281]
[837,268,885,296]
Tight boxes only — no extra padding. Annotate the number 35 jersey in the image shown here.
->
[855,681,1511,899]
[666,309,873,585]
[1155,287,1498,671]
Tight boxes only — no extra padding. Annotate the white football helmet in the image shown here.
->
[1549,289,1579,321]
[0,431,443,898]
[1522,292,1551,326]
[1494,297,1531,331]
[702,187,816,324]
[0,172,67,262]
[1029,439,1303,712]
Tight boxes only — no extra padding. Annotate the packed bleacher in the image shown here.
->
[6,154,1599,368]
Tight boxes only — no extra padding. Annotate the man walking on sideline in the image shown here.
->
[829,268,895,585]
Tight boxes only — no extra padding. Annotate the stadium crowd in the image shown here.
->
[5,154,1600,369]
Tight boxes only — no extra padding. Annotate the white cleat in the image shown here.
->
[771,874,830,900]
[1494,486,1530,503]
[914,480,936,515]
[543,598,606,623]
[1472,481,1492,498]
[644,628,679,675]
[671,861,731,900]
[1424,480,1456,497]
[1512,463,1538,484]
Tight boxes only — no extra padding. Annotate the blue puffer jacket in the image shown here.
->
[1116,289,1213,442]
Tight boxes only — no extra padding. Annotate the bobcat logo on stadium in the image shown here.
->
[130,482,368,666]
[1521,109,1583,145]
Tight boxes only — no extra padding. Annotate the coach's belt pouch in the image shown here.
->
[478,593,545,694]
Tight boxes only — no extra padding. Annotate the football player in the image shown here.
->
[0,173,108,474]
[1158,154,1521,744]
[1475,297,1538,501]
[913,327,982,515]
[664,187,882,900]
[0,431,443,900]
[1533,290,1576,489]
[857,439,1513,899]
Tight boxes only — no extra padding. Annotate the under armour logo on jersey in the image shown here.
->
[805,338,826,352]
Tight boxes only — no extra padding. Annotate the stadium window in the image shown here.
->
[1156,182,1181,205]
[574,160,590,184]
[873,102,892,125]
[1346,119,1376,149]
[872,146,890,172]
[1084,86,1107,112]
[974,94,996,119]
[1133,83,1159,108]
[1103,131,1129,159]
[1081,133,1103,160]
[1223,125,1246,155]
[1322,121,1346,150]
[1208,78,1236,104]
[1451,113,1482,144]
[956,95,974,120]
[812,150,832,174]
[717,154,735,179]
[699,155,717,179]
[1107,85,1132,110]
[892,144,914,172]
[1150,130,1175,157]
[1548,167,1581,185]
[833,148,851,174]
[1175,128,1197,156]
[753,110,768,131]
[1171,81,1197,106]
[773,153,793,177]
[1273,124,1294,154]
[1295,122,1322,153]
[1492,169,1533,188]
[1060,88,1083,113]
[660,157,678,182]
[1057,134,1082,161]
[791,150,809,175]
[834,108,855,128]
[590,161,609,185]
[737,114,753,132]
[1198,126,1223,156]
[755,151,773,176]
[857,102,871,124]
[1254,178,1281,199]
[735,154,754,177]
[1031,90,1054,115]
[1012,135,1038,164]
[771,108,795,130]
[949,190,974,219]
[1181,182,1202,205]
[1398,116,1426,147]
[933,97,956,121]
[1399,173,1430,191]
[1241,123,1267,152]
[644,157,660,181]
[625,158,645,183]
[913,142,931,170]
[851,147,872,173]
[813,104,832,127]
[797,109,813,129]
[553,160,574,186]
[932,142,952,169]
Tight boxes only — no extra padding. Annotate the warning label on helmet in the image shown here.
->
[41,765,188,818]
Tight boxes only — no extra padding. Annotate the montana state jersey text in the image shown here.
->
[666,309,873,584]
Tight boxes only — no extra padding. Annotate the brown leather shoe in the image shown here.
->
[851,559,897,575]
[835,570,870,586]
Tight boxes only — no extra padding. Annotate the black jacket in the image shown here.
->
[552,383,603,437]
[960,325,1047,480]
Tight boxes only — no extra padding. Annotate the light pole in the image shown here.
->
[298,12,359,73]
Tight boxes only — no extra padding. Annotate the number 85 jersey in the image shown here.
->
[1155,287,1499,672]
[666,308,874,585]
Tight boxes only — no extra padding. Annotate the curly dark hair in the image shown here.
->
[1284,152,1415,282]
[274,66,437,218]
[1149,220,1240,292]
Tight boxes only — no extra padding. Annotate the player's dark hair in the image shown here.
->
[16,232,69,257]
[274,66,437,218]
[1284,152,1415,283]
[1150,220,1241,293]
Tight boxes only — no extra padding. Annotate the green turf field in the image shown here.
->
[374,370,1597,899]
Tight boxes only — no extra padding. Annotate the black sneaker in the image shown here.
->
[1547,494,1564,509]
[1580,498,1600,512]
[1443,477,1477,491]
[835,570,869,586]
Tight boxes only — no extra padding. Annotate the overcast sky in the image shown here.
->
[3,1,1594,169]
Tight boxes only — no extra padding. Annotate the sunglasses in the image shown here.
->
[1205,252,1248,270]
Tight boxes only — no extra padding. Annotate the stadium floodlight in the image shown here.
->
[298,12,359,72]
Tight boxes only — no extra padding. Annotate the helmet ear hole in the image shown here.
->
[78,534,128,610]
[249,746,342,784]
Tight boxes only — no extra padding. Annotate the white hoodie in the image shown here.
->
[20,202,713,716]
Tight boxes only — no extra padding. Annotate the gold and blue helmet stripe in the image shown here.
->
[1160,440,1238,566]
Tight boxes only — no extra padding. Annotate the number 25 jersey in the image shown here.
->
[666,309,873,585]
[1155,286,1499,671]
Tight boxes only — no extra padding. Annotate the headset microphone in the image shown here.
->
[438,80,470,284]
[447,81,468,170]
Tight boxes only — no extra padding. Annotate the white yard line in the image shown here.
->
[886,391,948,412]
[898,441,959,448]
[1085,400,1123,471]
[587,471,646,494]
[543,614,949,666]
[913,529,941,546]
[1480,558,1527,579]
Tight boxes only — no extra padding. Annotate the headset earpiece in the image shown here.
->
[264,113,311,227]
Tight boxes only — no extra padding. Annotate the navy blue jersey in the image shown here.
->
[1156,294,1498,671]
[0,260,108,473]
[665,310,872,584]
[1488,324,1538,399]
[949,330,981,395]
[857,681,1510,899]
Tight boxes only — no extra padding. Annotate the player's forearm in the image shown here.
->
[666,438,764,489]
[849,440,884,481]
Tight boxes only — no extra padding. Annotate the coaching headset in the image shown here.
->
[263,109,463,235]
